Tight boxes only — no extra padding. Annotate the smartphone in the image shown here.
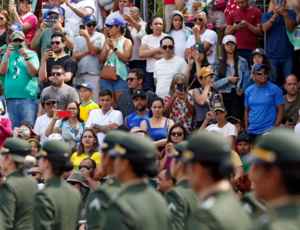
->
[12,44,22,52]
[79,25,85,30]
[9,0,14,6]
[58,111,72,118]
[277,0,283,6]
[191,45,197,52]
[45,20,56,27]
[235,20,241,24]
[177,83,183,92]
[19,128,29,135]
[46,45,52,50]
[123,7,130,15]
[288,117,294,123]
[42,2,51,14]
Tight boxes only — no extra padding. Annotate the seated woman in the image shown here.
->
[13,119,37,141]
[140,97,174,149]
[28,139,40,157]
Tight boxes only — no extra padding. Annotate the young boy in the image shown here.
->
[75,81,100,122]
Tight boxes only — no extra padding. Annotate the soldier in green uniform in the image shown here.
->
[33,140,81,230]
[167,140,198,230]
[104,134,171,230]
[248,129,300,229]
[181,131,252,230]
[0,138,38,230]
[85,130,126,230]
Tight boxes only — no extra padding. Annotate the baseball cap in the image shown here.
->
[226,116,244,128]
[42,94,58,104]
[236,133,251,143]
[199,67,215,78]
[11,31,25,41]
[75,81,94,91]
[212,102,226,113]
[132,90,147,100]
[82,14,97,24]
[222,35,236,44]
[8,23,23,32]
[252,63,269,74]
[48,133,63,141]
[46,7,64,18]
[251,48,266,57]
[193,43,205,52]
[105,18,126,28]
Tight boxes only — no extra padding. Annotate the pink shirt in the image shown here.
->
[21,13,38,44]
[0,118,12,148]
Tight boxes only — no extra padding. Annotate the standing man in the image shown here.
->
[73,14,105,102]
[0,138,38,230]
[225,0,263,66]
[154,36,187,98]
[261,0,296,87]
[157,169,176,196]
[244,63,284,141]
[0,31,40,129]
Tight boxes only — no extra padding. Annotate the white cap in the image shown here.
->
[222,35,237,44]
[48,133,63,141]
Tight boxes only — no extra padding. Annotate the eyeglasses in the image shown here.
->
[27,171,40,176]
[255,71,267,75]
[79,165,93,170]
[51,41,61,45]
[48,16,58,19]
[0,17,4,20]
[87,23,97,28]
[193,17,203,22]
[130,10,138,13]
[171,132,183,137]
[126,77,138,82]
[162,45,174,50]
[50,72,63,76]
[12,38,24,43]
[45,101,57,106]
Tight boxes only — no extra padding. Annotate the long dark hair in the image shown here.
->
[146,15,163,35]
[120,26,134,45]
[217,44,239,79]
[62,101,84,123]
[149,97,164,118]
[77,129,99,157]
[250,54,273,76]
[166,124,187,143]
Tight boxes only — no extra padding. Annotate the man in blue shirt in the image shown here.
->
[244,63,284,141]
[261,0,296,87]
[124,90,150,130]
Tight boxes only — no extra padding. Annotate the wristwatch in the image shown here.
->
[113,48,118,52]
[25,58,30,61]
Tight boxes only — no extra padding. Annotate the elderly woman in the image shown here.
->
[163,73,195,134]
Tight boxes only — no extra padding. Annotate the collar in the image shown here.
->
[101,107,113,115]
[81,100,94,107]
[199,180,232,200]
[176,178,189,186]
[124,178,147,187]
[266,195,300,209]
[45,176,64,187]
[52,52,67,60]
[70,0,83,4]
[21,12,32,19]
[5,170,24,179]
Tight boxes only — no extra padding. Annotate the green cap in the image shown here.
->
[212,102,226,113]
[36,140,72,161]
[168,140,189,159]
[102,130,128,152]
[248,129,300,164]
[193,43,205,52]
[1,138,31,156]
[181,131,232,163]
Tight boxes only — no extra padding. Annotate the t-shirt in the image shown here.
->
[141,33,167,73]
[245,82,284,134]
[227,7,263,50]
[21,13,38,43]
[71,151,102,171]
[261,10,296,59]
[126,110,150,129]
[130,20,147,61]
[34,113,52,145]
[170,29,186,59]
[2,48,39,99]
[154,56,187,98]
[164,0,175,4]
[73,32,105,76]
[231,150,243,168]
[79,100,100,122]
[186,29,218,64]
[206,122,238,138]
[104,11,123,27]
[41,85,80,110]
[283,91,300,126]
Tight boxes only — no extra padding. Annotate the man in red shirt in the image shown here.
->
[225,0,263,66]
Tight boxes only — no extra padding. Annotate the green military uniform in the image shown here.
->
[86,130,125,230]
[181,132,252,230]
[33,140,81,230]
[241,191,267,219]
[104,134,171,230]
[0,138,38,230]
[166,141,198,230]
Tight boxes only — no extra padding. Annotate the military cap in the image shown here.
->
[1,137,31,156]
[181,131,231,163]
[102,130,128,152]
[248,129,300,164]
[168,140,189,159]
[35,140,72,161]
[66,172,89,188]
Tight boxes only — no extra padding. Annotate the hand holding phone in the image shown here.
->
[58,111,72,118]
[235,20,241,25]
[123,7,130,15]
[12,44,22,52]
[177,83,183,92]
[287,117,294,124]
[79,25,85,30]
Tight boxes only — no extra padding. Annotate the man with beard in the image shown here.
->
[236,133,252,173]
[124,90,150,129]
[39,65,79,111]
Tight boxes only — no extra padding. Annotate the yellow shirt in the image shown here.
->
[71,151,102,171]
[231,150,243,168]
[79,100,100,122]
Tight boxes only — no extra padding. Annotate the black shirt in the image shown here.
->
[0,32,6,48]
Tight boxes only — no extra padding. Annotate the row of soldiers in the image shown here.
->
[0,128,300,229]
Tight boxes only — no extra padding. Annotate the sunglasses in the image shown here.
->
[48,16,58,19]
[193,17,203,22]
[0,17,4,20]
[28,171,40,176]
[51,41,61,45]
[255,71,267,75]
[162,45,174,50]
[50,72,62,76]
[171,132,183,137]
[12,38,24,43]
[126,77,137,82]
[45,101,57,106]
[78,165,93,170]
[87,23,97,28]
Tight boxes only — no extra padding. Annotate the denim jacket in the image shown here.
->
[212,56,249,93]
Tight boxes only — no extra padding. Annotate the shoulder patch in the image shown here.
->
[202,196,216,210]
[89,198,101,211]
[168,202,177,212]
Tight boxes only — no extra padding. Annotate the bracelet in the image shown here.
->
[25,58,30,61]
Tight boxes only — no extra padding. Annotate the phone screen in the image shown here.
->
[79,25,85,30]
[45,20,56,27]
[177,83,183,92]
[58,111,72,118]
[235,20,241,24]
[123,7,130,15]
[277,0,283,6]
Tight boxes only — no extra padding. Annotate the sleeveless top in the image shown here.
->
[127,110,150,130]
[146,119,168,141]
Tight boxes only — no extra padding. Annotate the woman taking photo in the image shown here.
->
[9,0,38,48]
[139,15,166,91]
[212,35,249,120]
[13,119,37,141]
[0,10,10,48]
[163,73,195,134]
[140,97,174,149]
[45,101,85,149]
[99,18,133,107]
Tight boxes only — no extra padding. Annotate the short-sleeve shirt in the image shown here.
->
[261,10,296,59]
[79,100,100,122]
[71,151,102,171]
[34,113,52,145]
[206,122,237,138]
[245,82,284,134]
[227,7,263,50]
[2,48,39,99]
[21,13,38,43]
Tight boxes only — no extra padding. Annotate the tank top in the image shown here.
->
[146,119,168,141]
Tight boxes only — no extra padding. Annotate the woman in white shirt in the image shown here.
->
[139,16,166,91]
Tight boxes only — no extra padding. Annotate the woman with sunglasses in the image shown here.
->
[212,35,249,120]
[99,18,133,107]
[0,10,10,48]
[163,73,195,134]
[139,15,166,91]
[9,0,38,49]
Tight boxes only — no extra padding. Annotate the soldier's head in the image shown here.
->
[181,131,233,192]
[169,141,189,179]
[156,169,176,196]
[249,129,300,201]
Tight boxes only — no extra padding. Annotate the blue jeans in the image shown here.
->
[7,98,38,129]
[145,72,155,92]
[238,49,252,68]
[269,58,293,87]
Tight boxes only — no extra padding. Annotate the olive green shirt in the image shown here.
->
[33,176,81,230]
[166,179,198,230]
[0,170,38,230]
[241,191,267,219]
[86,177,122,230]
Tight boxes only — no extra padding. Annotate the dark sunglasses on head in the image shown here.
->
[193,17,203,22]
[162,45,174,50]
[13,38,24,43]
[87,23,97,28]
[45,101,57,106]
[50,72,62,76]
[51,41,61,45]
[126,77,137,82]
[28,171,40,176]
[79,165,93,170]
[255,71,267,75]
[48,16,58,19]
[171,132,183,137]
